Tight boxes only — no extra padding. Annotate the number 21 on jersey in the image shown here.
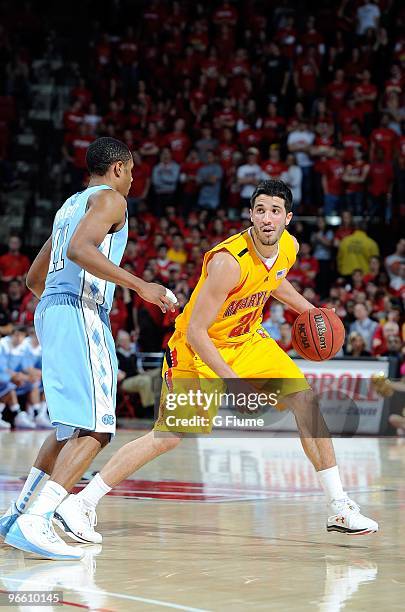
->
[48,224,69,273]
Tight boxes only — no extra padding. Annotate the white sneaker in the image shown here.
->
[4,512,84,560]
[54,495,102,544]
[327,498,378,535]
[0,502,21,539]
[35,410,54,429]
[14,411,36,430]
[0,417,11,430]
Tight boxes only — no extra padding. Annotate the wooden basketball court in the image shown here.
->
[1,430,404,611]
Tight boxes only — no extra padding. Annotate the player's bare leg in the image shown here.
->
[290,389,378,535]
[4,431,110,558]
[99,430,181,487]
[54,430,181,544]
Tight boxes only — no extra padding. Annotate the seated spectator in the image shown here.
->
[276,322,295,356]
[0,326,38,429]
[287,120,315,207]
[262,303,285,341]
[299,243,319,287]
[385,239,405,289]
[196,150,223,210]
[344,331,371,357]
[0,235,31,283]
[116,329,161,417]
[363,255,381,283]
[349,303,378,352]
[372,320,400,356]
[7,280,26,322]
[167,234,187,265]
[310,217,334,297]
[333,211,355,248]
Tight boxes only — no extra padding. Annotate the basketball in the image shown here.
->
[292,308,345,361]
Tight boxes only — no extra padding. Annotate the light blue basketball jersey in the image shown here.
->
[42,185,128,312]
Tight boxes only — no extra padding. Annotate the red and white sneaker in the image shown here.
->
[327,498,378,535]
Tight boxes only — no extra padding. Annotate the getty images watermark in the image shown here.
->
[164,389,280,428]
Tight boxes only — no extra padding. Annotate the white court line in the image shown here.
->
[4,577,210,612]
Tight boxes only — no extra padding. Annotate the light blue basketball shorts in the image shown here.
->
[34,293,118,441]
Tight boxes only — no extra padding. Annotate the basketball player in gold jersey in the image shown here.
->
[45,180,378,552]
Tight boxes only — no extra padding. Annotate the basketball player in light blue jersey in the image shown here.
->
[0,137,177,560]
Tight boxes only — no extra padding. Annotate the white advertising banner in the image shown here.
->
[217,359,390,435]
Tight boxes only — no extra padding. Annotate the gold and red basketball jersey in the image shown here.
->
[175,228,297,346]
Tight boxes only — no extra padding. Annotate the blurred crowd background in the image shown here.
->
[0,0,404,425]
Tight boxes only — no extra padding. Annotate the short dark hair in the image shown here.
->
[86,137,132,175]
[250,179,293,213]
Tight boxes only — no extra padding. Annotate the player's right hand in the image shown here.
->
[137,281,178,313]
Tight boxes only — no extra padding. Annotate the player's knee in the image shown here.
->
[290,389,319,417]
[151,431,182,454]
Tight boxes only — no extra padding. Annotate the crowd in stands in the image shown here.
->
[0,0,404,424]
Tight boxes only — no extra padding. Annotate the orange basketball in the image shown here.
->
[291,308,345,361]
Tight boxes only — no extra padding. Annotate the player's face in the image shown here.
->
[117,158,134,197]
[250,195,292,247]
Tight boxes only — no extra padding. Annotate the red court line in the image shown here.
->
[0,590,112,611]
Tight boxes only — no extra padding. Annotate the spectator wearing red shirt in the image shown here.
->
[276,322,294,355]
[293,46,320,100]
[213,0,238,28]
[338,98,363,135]
[353,70,377,123]
[341,122,368,162]
[275,16,297,59]
[127,152,151,215]
[322,148,345,215]
[63,100,83,132]
[333,210,355,247]
[180,148,203,208]
[370,114,398,161]
[299,243,319,287]
[0,236,31,283]
[217,127,237,173]
[261,146,287,179]
[326,69,350,113]
[71,78,92,108]
[62,123,94,191]
[368,147,394,219]
[164,118,191,164]
[342,149,370,214]
[261,102,286,144]
[139,123,162,169]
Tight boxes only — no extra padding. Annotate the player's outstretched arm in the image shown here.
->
[272,278,315,314]
[187,251,241,378]
[67,189,175,313]
[26,236,52,298]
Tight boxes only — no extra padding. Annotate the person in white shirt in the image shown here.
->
[356,0,380,36]
[287,121,315,206]
[281,154,302,210]
[237,148,267,206]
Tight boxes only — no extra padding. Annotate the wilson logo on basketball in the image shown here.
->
[313,314,327,350]
[298,323,310,349]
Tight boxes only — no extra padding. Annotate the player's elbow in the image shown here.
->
[186,323,203,349]
[66,239,82,264]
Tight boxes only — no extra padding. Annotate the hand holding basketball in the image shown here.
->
[291,308,345,361]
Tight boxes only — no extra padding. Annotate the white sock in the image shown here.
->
[10,403,20,413]
[15,467,48,513]
[76,473,111,508]
[317,465,346,504]
[30,403,41,416]
[0,402,5,416]
[27,480,67,517]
